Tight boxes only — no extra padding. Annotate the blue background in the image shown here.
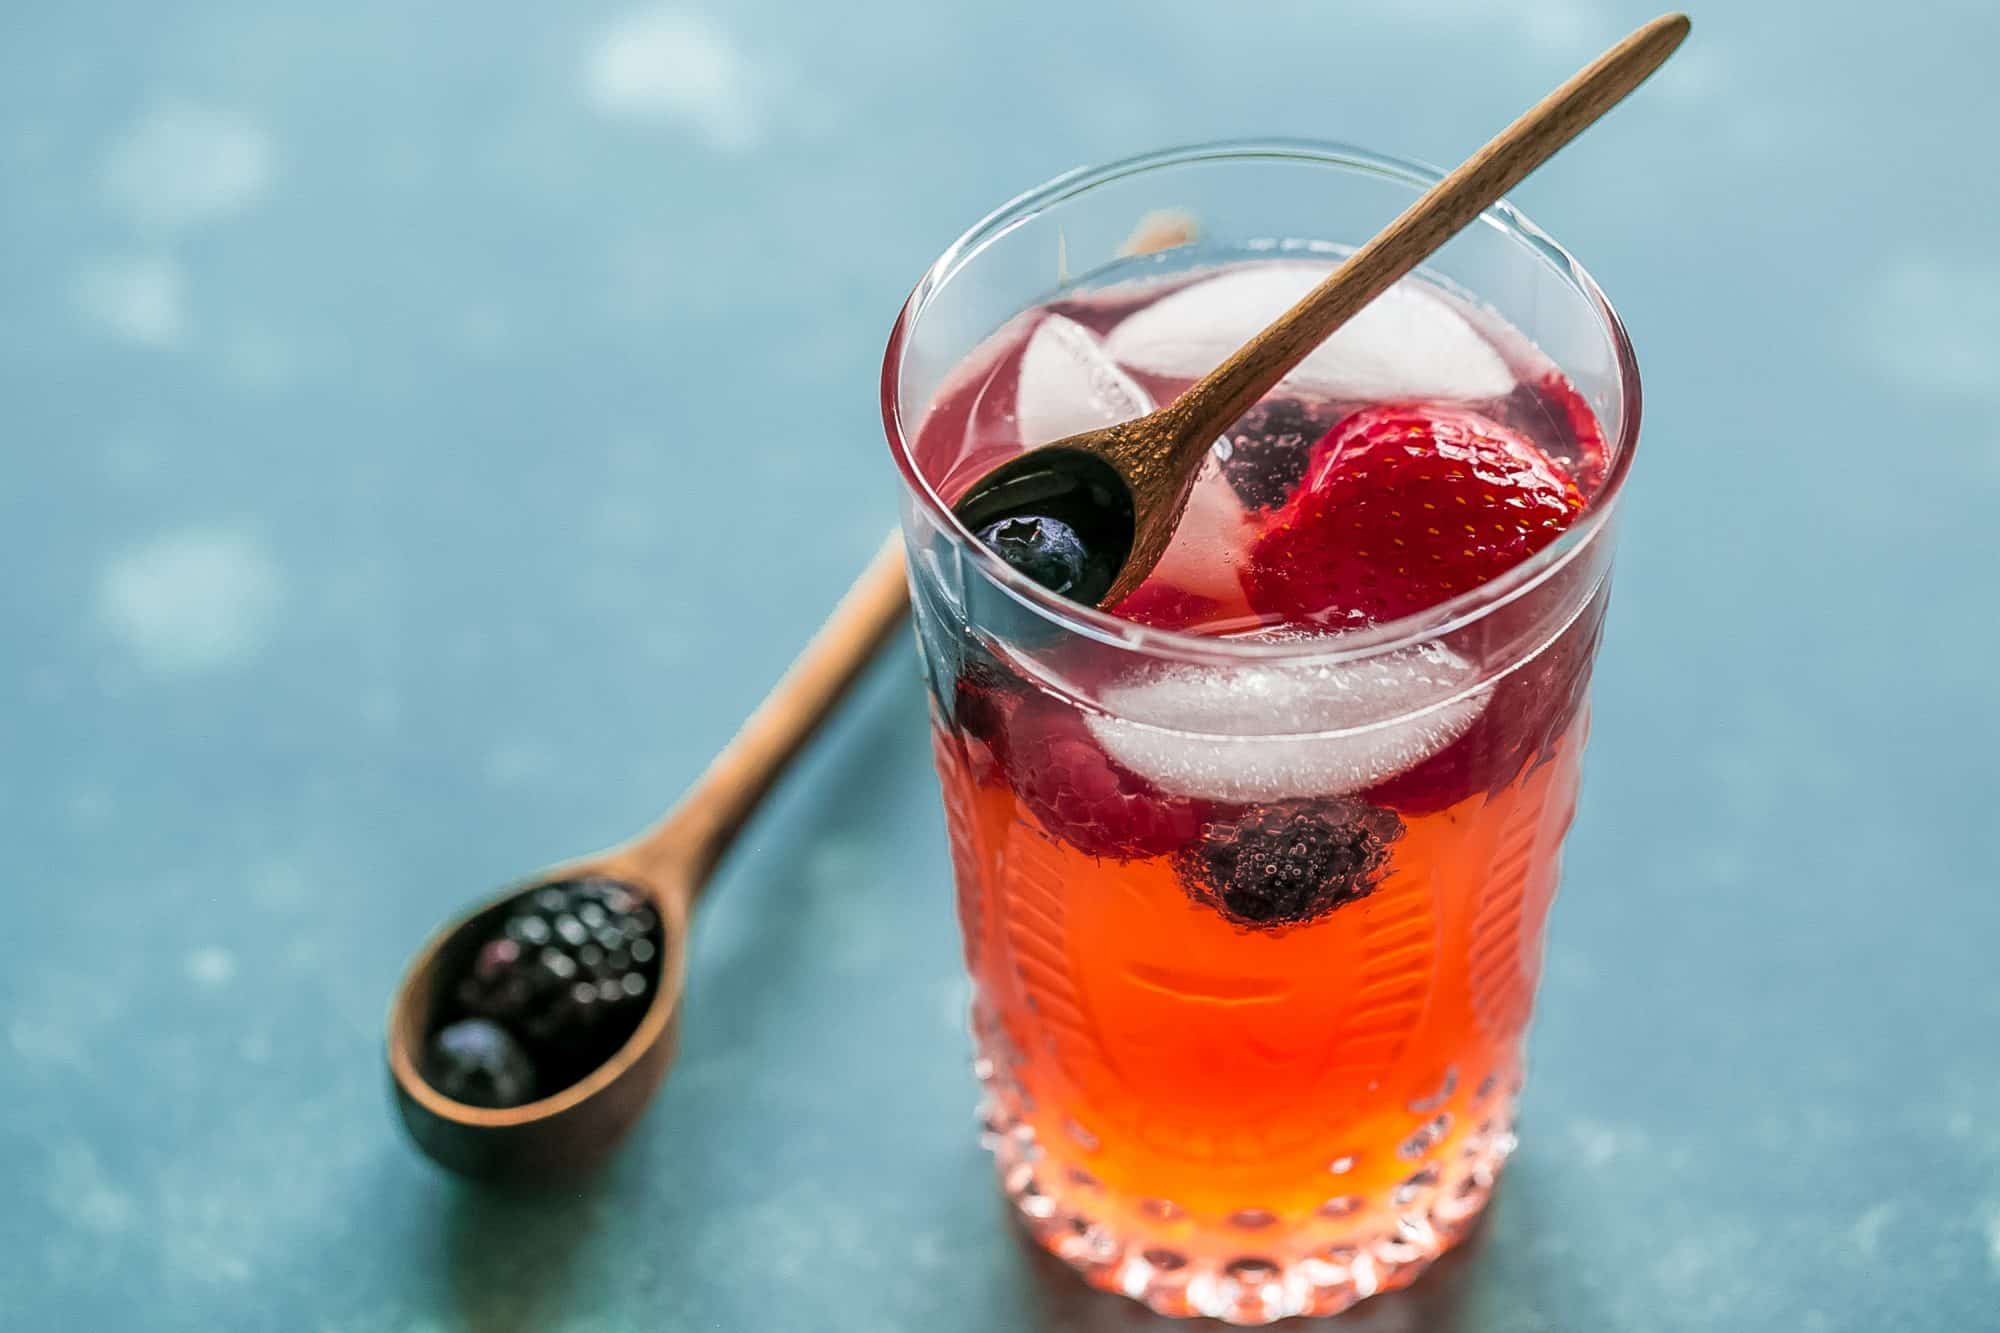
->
[3,1,1995,1328]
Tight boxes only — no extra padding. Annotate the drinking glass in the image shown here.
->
[881,140,1639,1324]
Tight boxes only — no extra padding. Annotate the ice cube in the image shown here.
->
[1083,642,1487,802]
[1146,451,1255,605]
[1013,313,1251,605]
[1104,263,1516,402]
[1016,312,1154,446]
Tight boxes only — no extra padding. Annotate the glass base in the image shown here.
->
[983,1091,1518,1324]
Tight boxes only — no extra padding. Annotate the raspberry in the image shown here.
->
[952,659,1026,786]
[1002,699,1209,860]
[1243,405,1584,627]
[1177,798,1404,929]
[1364,589,1607,814]
[1219,396,1342,512]
[455,878,661,1082]
[1112,581,1223,631]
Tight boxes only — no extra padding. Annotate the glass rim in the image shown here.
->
[880,137,1642,667]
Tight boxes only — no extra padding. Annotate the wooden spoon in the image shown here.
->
[953,13,1691,609]
[388,536,910,1180]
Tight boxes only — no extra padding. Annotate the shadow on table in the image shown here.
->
[1012,1214,1494,1332]
[436,663,932,1332]
[437,1138,647,1333]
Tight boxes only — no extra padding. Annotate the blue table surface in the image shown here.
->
[4,2,1997,1328]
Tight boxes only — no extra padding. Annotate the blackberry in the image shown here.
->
[1177,798,1404,929]
[423,1018,538,1109]
[1220,397,1338,512]
[456,877,660,1078]
[1004,696,1211,862]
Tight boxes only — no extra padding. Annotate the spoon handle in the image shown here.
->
[635,534,911,890]
[1165,12,1690,439]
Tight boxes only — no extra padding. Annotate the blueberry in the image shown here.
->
[423,1018,539,1109]
[976,515,1091,597]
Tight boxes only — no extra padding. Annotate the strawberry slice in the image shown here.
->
[1498,371,1610,495]
[999,697,1211,860]
[1243,405,1584,627]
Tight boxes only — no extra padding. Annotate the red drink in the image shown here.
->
[885,146,1637,1323]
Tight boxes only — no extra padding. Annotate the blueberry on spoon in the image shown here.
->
[976,515,1092,597]
[423,1018,539,1109]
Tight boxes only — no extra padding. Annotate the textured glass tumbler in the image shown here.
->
[881,142,1640,1324]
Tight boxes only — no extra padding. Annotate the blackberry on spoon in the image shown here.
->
[456,877,661,1079]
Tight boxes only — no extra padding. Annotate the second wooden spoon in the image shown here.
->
[387,537,909,1179]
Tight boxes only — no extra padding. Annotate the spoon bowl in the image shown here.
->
[387,858,692,1181]
[386,538,910,1180]
[950,445,1136,606]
